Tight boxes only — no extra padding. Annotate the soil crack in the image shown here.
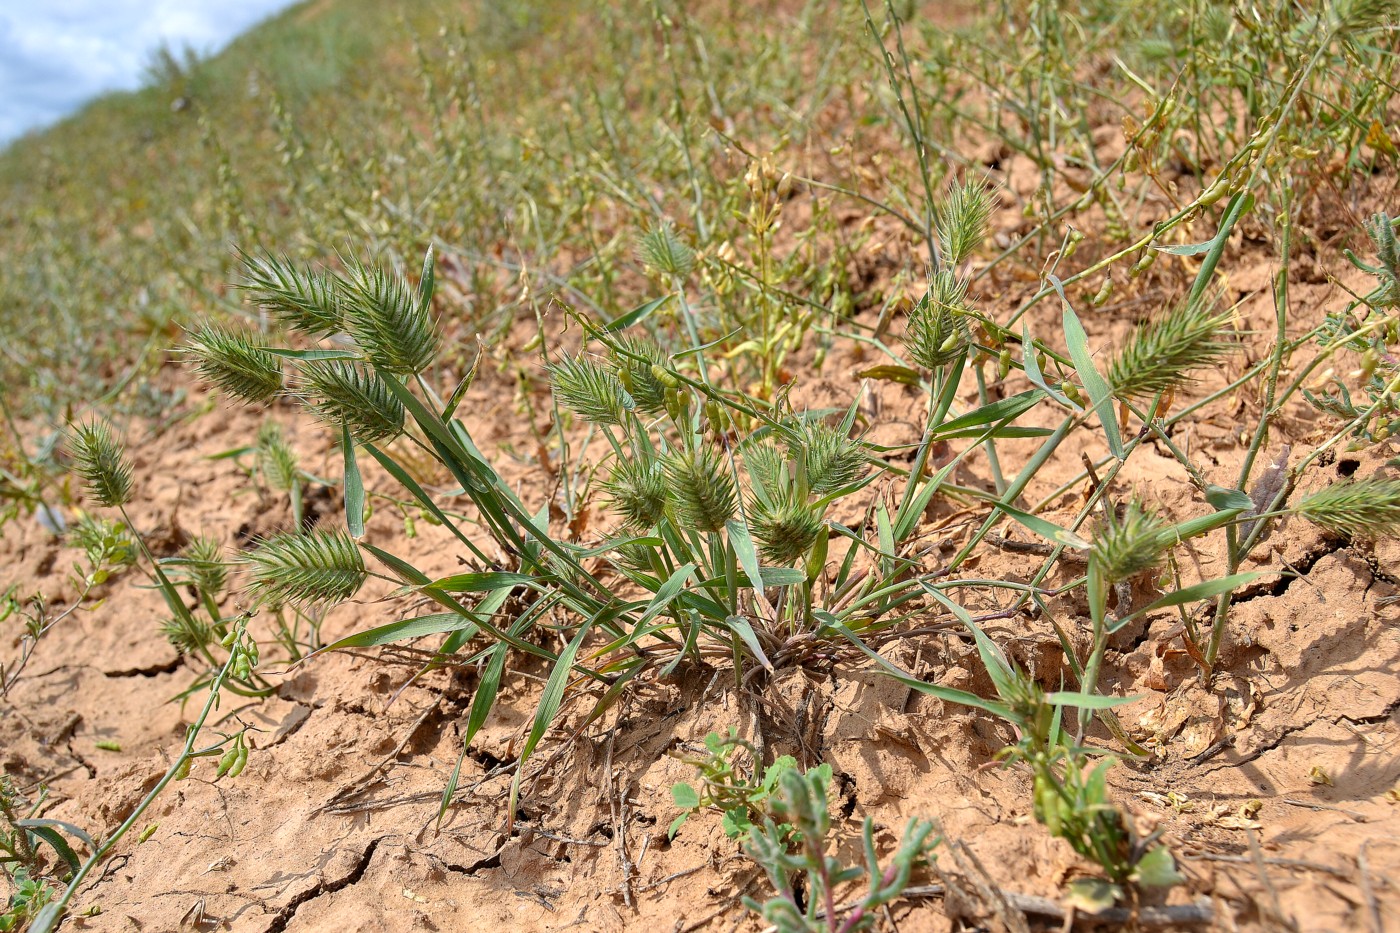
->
[104,656,183,678]
[264,835,385,933]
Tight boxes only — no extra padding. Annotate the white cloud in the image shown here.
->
[0,0,298,143]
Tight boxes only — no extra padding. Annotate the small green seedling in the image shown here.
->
[668,729,808,840]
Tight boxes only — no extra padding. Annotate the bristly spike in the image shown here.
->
[907,271,971,371]
[246,528,367,606]
[936,180,993,271]
[1297,477,1400,538]
[235,248,344,337]
[1091,500,1167,584]
[1108,298,1234,402]
[548,352,634,426]
[298,359,405,443]
[663,444,737,534]
[636,225,696,279]
[68,419,134,509]
[342,256,439,376]
[186,323,284,404]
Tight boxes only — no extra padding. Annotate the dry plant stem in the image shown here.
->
[30,624,248,933]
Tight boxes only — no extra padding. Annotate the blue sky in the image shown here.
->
[0,0,298,144]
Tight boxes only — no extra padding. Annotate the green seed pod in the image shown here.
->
[216,745,239,778]
[651,364,680,389]
[664,387,689,423]
[997,347,1013,380]
[1130,250,1156,278]
[173,757,193,781]
[1091,274,1114,307]
[227,744,249,779]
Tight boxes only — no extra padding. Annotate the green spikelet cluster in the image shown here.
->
[605,457,669,528]
[236,249,343,337]
[247,529,367,606]
[936,180,993,270]
[161,614,212,654]
[299,359,405,443]
[69,419,133,508]
[800,420,868,495]
[343,260,438,376]
[663,445,737,533]
[636,225,696,279]
[750,487,825,566]
[1297,477,1400,538]
[256,421,299,492]
[1091,501,1167,584]
[181,535,228,596]
[187,324,284,404]
[610,335,669,415]
[1108,299,1233,401]
[907,271,970,370]
[549,353,633,426]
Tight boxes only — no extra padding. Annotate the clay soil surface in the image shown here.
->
[5,245,1400,933]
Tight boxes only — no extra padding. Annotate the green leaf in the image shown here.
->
[726,615,773,672]
[637,564,697,627]
[1188,191,1254,307]
[432,571,537,593]
[997,502,1091,550]
[820,613,1013,720]
[1056,280,1123,459]
[604,295,671,333]
[726,519,764,595]
[1133,845,1185,888]
[933,389,1044,436]
[671,782,700,809]
[1152,240,1214,256]
[855,364,924,386]
[1021,326,1073,408]
[360,541,430,585]
[1205,485,1253,511]
[342,425,365,538]
[418,245,435,312]
[265,347,360,361]
[1043,691,1138,709]
[316,611,477,652]
[509,619,593,825]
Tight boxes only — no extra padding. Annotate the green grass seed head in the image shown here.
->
[664,444,737,534]
[1297,477,1400,537]
[936,180,992,270]
[182,535,228,596]
[798,420,868,495]
[1108,298,1233,402]
[605,457,669,529]
[236,249,344,337]
[750,488,824,566]
[609,334,669,415]
[187,323,284,404]
[299,359,405,443]
[256,421,299,492]
[907,271,971,370]
[246,528,367,606]
[343,261,439,376]
[549,352,633,426]
[636,225,696,279]
[68,419,133,509]
[1091,500,1167,584]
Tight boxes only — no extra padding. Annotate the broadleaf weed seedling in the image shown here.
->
[667,729,805,841]
[742,765,938,933]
